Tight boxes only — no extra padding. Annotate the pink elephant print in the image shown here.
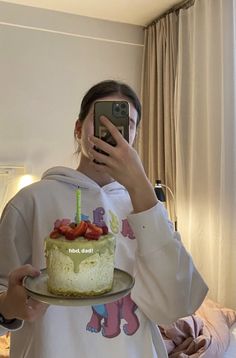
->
[86,293,140,338]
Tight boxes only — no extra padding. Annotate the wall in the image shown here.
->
[0,1,144,178]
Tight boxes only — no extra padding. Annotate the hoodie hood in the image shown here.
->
[41,166,126,193]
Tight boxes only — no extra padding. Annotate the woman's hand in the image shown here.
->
[88,116,158,212]
[0,264,49,322]
[89,116,146,188]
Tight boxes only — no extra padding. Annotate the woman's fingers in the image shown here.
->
[88,116,128,160]
[8,264,40,286]
[3,265,48,322]
[90,115,126,152]
[88,146,113,168]
[89,136,114,156]
[99,116,125,143]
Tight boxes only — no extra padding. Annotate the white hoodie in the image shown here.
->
[0,166,208,358]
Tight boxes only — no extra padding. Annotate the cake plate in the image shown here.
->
[23,268,135,306]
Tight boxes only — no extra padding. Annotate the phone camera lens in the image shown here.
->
[120,103,126,109]
[114,104,120,112]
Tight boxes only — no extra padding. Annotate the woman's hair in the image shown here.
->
[78,80,141,125]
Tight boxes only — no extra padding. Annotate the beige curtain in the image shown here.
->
[139,0,236,310]
[0,174,9,215]
[0,174,21,215]
[137,12,178,221]
[176,0,236,309]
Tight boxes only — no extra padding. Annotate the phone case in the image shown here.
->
[94,101,129,146]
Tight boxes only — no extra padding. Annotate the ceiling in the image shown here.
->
[1,0,182,26]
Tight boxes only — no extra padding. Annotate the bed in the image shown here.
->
[224,323,236,358]
[159,298,236,357]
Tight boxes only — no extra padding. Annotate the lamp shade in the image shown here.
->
[154,180,166,202]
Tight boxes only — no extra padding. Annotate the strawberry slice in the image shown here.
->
[65,233,76,240]
[84,231,100,240]
[64,228,76,240]
[101,226,109,235]
[50,229,62,239]
[58,225,71,235]
[72,221,88,238]
[61,218,71,226]
[87,223,103,235]
[54,218,71,229]
[51,220,104,241]
[84,223,103,240]
[58,225,75,240]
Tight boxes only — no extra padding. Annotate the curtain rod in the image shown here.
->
[147,0,195,27]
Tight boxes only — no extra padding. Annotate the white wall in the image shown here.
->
[0,1,144,178]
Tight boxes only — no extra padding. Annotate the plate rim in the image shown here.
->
[23,267,135,303]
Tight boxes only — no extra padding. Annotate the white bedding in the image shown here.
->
[224,322,236,357]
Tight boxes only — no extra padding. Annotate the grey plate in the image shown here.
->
[23,268,134,306]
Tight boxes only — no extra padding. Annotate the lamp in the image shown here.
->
[154,179,177,231]
[0,166,38,216]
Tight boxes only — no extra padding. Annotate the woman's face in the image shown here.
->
[76,95,138,160]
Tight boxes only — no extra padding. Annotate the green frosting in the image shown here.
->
[44,234,115,273]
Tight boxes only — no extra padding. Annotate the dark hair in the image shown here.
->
[78,80,141,125]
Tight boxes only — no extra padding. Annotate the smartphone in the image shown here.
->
[94,100,129,147]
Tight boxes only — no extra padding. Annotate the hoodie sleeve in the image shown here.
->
[127,202,208,325]
[0,318,23,335]
[0,203,30,334]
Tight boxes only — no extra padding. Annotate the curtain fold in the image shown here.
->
[138,13,178,221]
[176,0,236,309]
[0,174,11,215]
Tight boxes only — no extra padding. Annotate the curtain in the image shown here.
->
[0,174,9,215]
[138,12,178,221]
[176,0,236,309]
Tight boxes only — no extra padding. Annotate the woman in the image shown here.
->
[0,80,208,357]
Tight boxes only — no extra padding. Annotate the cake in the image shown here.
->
[44,219,116,296]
